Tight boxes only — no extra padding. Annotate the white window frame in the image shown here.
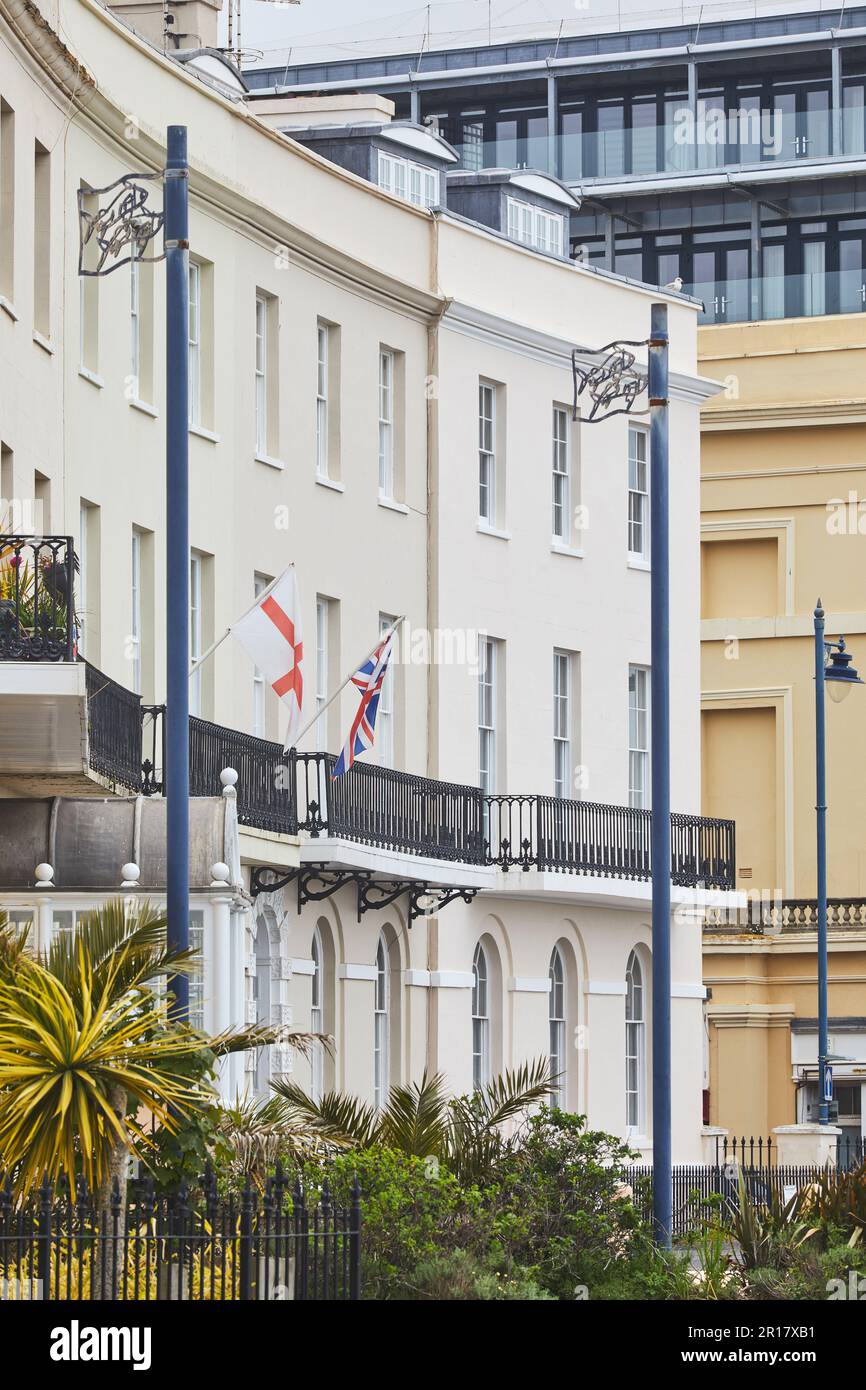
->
[373,933,390,1110]
[625,950,645,1134]
[378,150,439,208]
[378,349,394,499]
[188,262,201,427]
[189,552,202,716]
[188,910,205,1033]
[377,613,395,768]
[628,664,650,810]
[78,501,89,657]
[552,405,570,543]
[255,293,268,456]
[315,597,329,752]
[478,382,496,526]
[549,946,566,1108]
[553,649,571,800]
[131,529,142,695]
[478,636,497,795]
[252,573,269,737]
[316,323,329,477]
[628,424,649,562]
[506,196,565,255]
[130,251,140,399]
[311,926,324,1103]
[472,942,490,1091]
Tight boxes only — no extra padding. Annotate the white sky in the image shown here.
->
[231,1,834,71]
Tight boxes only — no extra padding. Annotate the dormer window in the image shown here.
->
[506,197,565,255]
[378,150,439,208]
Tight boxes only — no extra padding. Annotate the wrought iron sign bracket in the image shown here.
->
[78,172,167,278]
[571,338,650,424]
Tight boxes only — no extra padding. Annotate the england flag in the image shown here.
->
[231,566,303,750]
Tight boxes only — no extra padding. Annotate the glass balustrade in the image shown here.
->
[686,269,866,326]
[449,104,862,181]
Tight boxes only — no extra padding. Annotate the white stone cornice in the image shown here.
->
[442,300,720,405]
[3,0,96,103]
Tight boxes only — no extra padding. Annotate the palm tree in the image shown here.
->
[272,1060,553,1185]
[213,1093,348,1190]
[0,901,325,1298]
[0,901,321,1203]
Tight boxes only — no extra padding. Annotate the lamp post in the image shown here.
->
[164,127,191,1018]
[813,601,862,1123]
[572,303,672,1247]
[78,128,190,1017]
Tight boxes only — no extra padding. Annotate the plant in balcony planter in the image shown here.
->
[0,545,78,648]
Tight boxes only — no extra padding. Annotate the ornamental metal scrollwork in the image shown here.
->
[572,339,649,424]
[78,173,166,277]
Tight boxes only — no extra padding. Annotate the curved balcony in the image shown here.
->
[91,680,735,890]
[0,536,736,890]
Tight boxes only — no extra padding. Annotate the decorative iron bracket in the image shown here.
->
[572,339,649,423]
[78,173,166,277]
[250,862,478,925]
[406,883,479,925]
[250,866,302,899]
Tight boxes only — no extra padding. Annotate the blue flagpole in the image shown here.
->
[165,125,190,1017]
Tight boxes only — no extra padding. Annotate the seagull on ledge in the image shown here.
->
[664,276,684,292]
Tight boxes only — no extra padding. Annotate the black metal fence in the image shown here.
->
[0,535,76,661]
[714,1133,866,1171]
[627,1164,830,1238]
[0,1171,361,1302]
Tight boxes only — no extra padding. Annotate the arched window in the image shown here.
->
[472,941,490,1090]
[373,933,390,1109]
[549,946,566,1108]
[625,950,645,1133]
[310,927,323,1103]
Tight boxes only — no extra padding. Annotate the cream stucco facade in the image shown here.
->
[0,0,730,1159]
[700,314,866,1146]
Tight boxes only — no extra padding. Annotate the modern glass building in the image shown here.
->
[246,7,866,324]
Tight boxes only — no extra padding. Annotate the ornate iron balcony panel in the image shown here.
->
[0,535,77,662]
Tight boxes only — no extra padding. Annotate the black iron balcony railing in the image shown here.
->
[296,750,486,864]
[487,792,734,888]
[119,703,734,887]
[85,661,144,791]
[0,535,77,661]
[5,654,731,887]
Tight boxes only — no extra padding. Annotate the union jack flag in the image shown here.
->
[332,630,396,778]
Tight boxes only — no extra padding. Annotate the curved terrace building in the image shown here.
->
[0,0,736,1159]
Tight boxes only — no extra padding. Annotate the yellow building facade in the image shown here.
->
[699,315,866,1151]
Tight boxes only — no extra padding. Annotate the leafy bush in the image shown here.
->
[403,1250,552,1301]
[478,1108,641,1298]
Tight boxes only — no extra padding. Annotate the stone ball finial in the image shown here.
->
[220,767,238,799]
[121,862,140,888]
[34,862,54,888]
[210,861,231,887]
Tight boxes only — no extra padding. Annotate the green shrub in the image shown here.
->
[401,1249,553,1301]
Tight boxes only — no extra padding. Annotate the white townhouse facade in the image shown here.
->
[0,0,735,1159]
